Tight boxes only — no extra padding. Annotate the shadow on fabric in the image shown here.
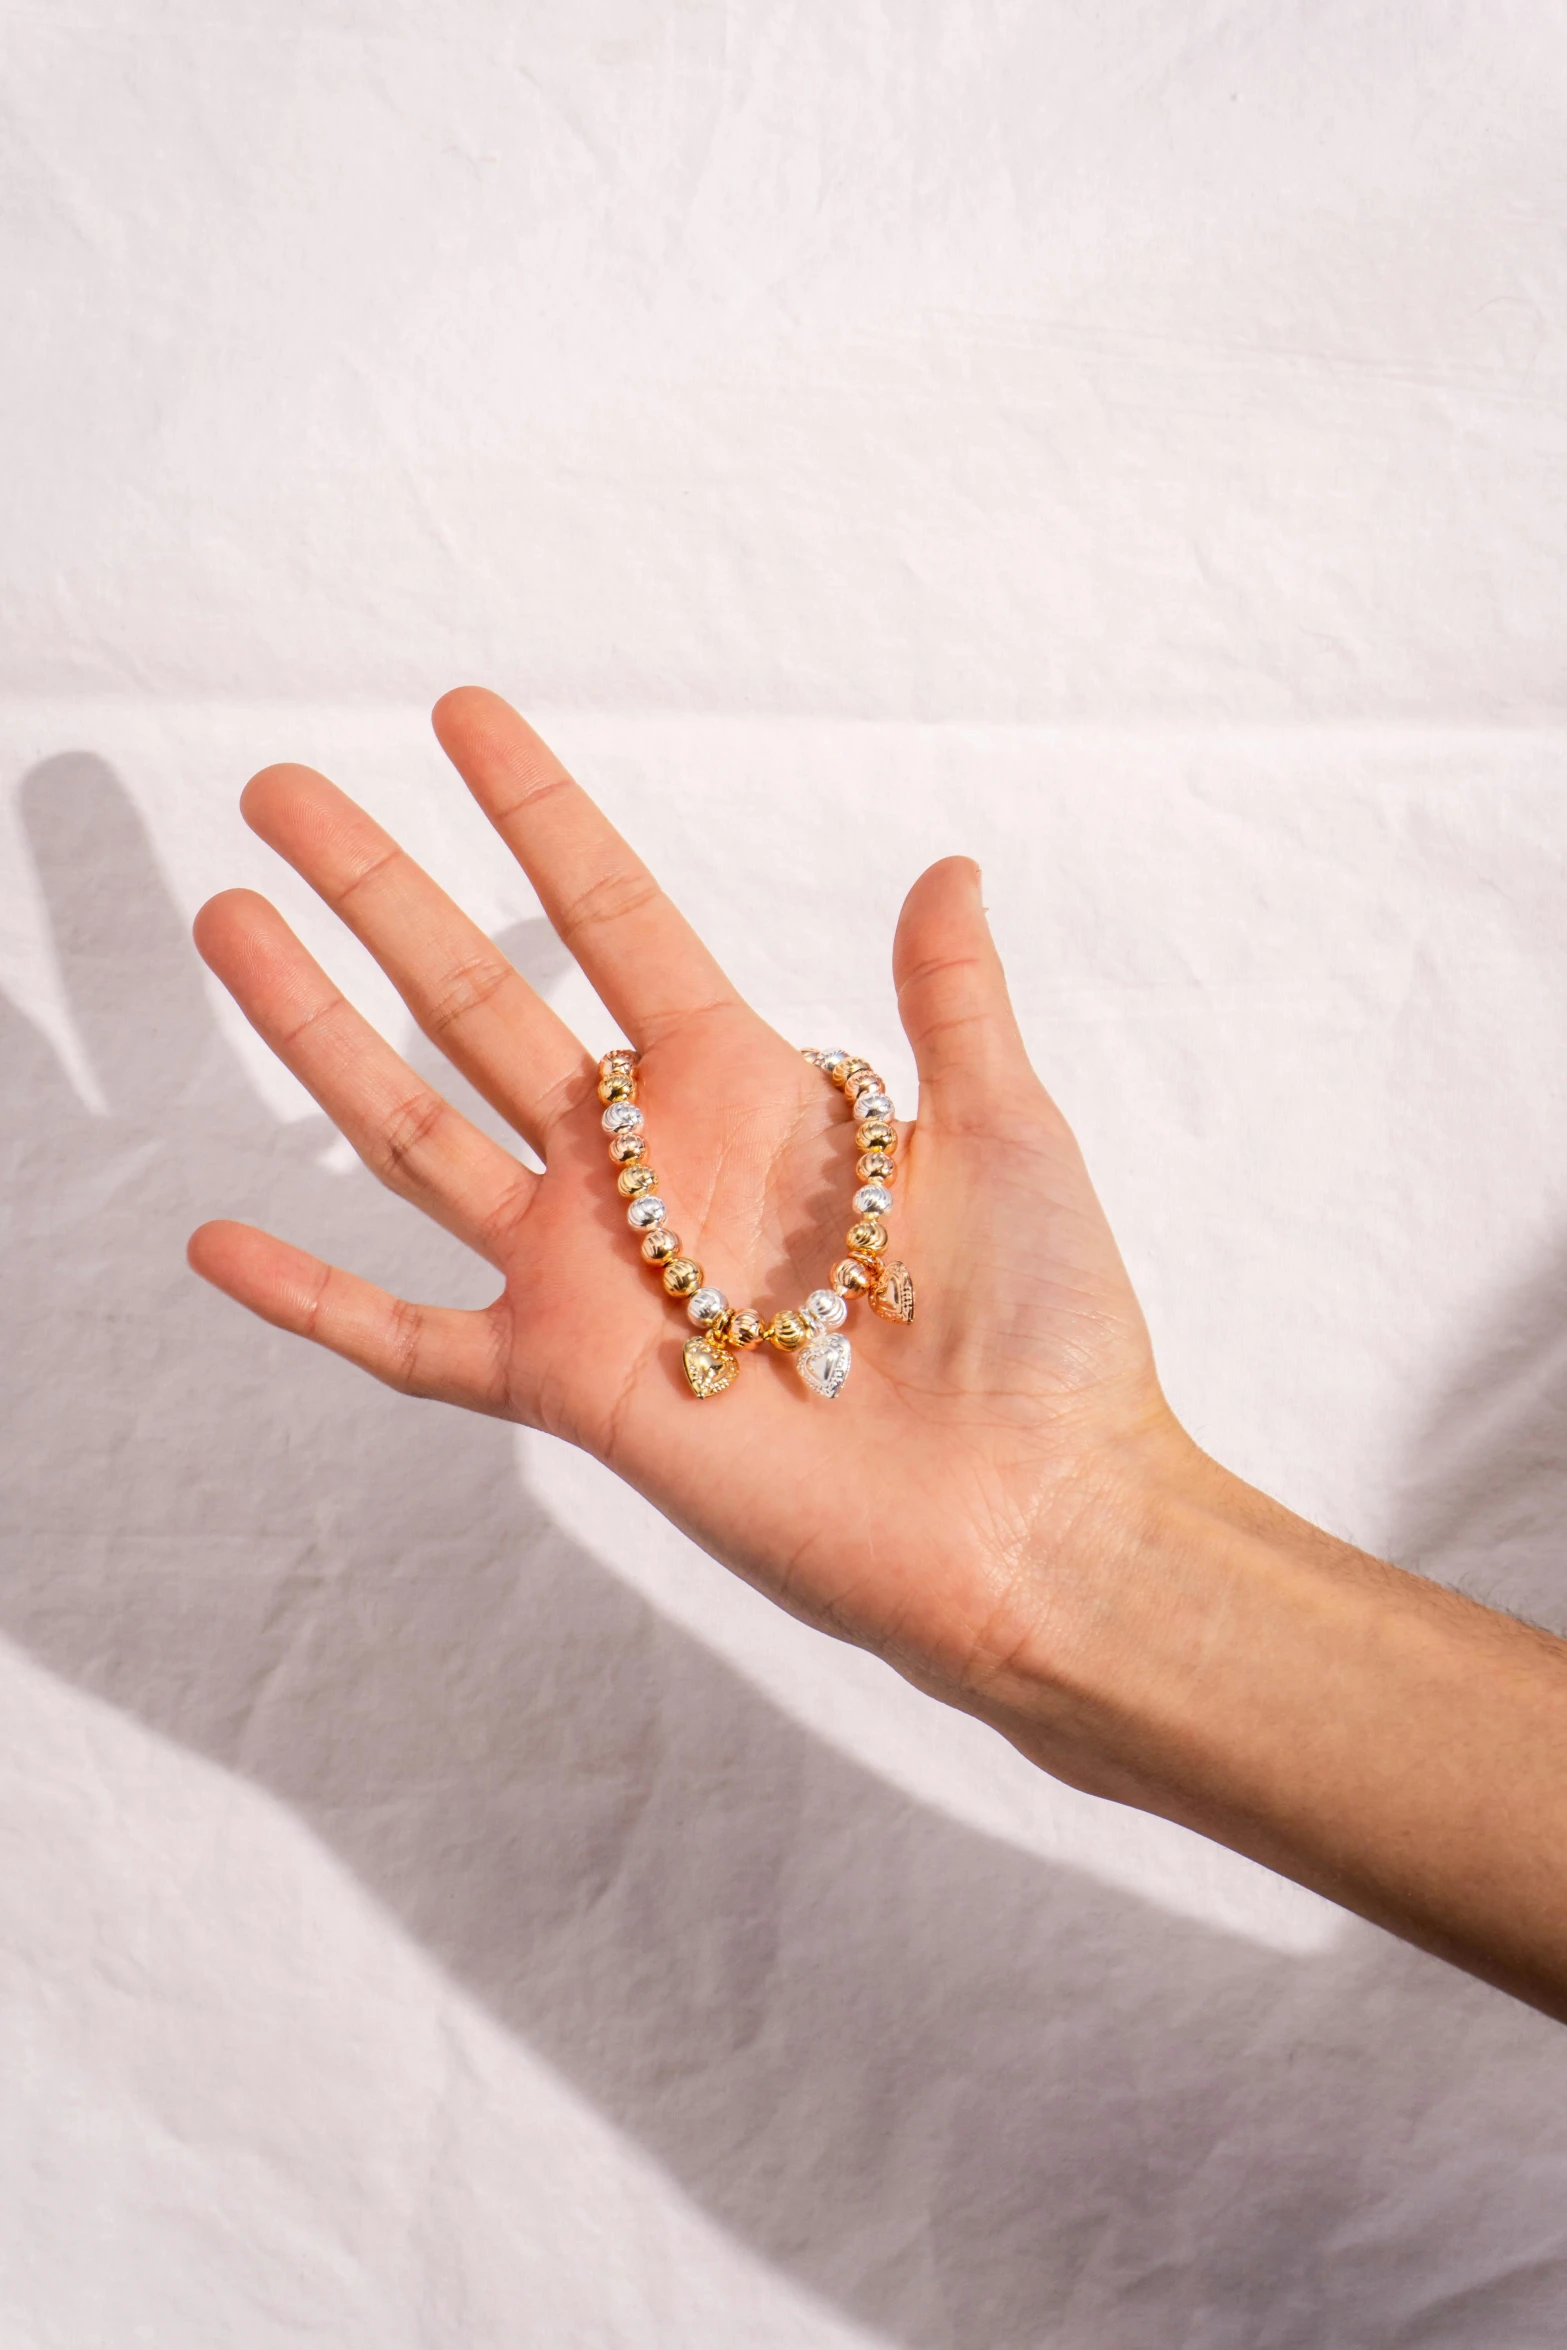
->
[3,752,1566,2350]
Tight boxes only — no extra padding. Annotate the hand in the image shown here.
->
[191,688,1175,1733]
[194,689,1567,2019]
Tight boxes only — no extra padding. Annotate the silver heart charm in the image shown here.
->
[796,1330,851,1400]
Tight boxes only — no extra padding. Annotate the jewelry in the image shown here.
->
[596,1045,916,1401]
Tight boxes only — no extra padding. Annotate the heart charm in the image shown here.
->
[871,1261,916,1324]
[796,1330,851,1400]
[683,1335,739,1399]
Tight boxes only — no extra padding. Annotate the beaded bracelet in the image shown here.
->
[597,1045,916,1400]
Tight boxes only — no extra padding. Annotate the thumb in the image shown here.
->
[893,858,1039,1131]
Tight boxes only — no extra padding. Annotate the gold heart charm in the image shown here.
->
[682,1335,739,1399]
[871,1261,916,1324]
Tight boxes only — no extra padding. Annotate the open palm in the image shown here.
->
[193,689,1170,1721]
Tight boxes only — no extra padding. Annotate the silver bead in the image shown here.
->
[627,1195,667,1229]
[805,1287,847,1331]
[854,1183,894,1218]
[687,1286,729,1328]
[853,1091,893,1122]
[817,1049,850,1081]
[602,1101,644,1135]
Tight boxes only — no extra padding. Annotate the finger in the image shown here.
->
[893,858,1042,1132]
[431,687,746,1048]
[240,763,590,1154]
[189,1220,511,1413]
[194,890,537,1264]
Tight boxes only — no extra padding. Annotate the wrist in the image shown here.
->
[967,1417,1356,1812]
[974,1412,1567,2017]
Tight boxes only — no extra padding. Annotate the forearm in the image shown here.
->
[994,1436,1567,2021]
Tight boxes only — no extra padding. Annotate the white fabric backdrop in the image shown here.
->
[5,5,1567,2343]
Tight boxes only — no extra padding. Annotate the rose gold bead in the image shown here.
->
[597,1073,635,1104]
[609,1131,648,1164]
[599,1049,637,1077]
[727,1308,765,1350]
[846,1070,885,1104]
[856,1117,896,1154]
[832,1257,875,1298]
[662,1256,703,1298]
[766,1308,812,1353]
[856,1151,896,1184]
[848,1217,889,1257]
[837,1058,873,1091]
[641,1227,680,1264]
[617,1164,658,1198]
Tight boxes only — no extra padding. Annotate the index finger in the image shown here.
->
[432,688,743,1049]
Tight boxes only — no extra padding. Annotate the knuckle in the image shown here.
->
[909,1007,993,1048]
[534,1056,600,1135]
[485,1298,526,1421]
[492,769,574,826]
[897,948,986,999]
[279,990,346,1052]
[634,994,740,1050]
[423,952,515,1039]
[301,1258,335,1340]
[476,1174,536,1262]
[554,864,659,946]
[384,1294,427,1393]
[375,1087,448,1183]
[329,841,402,913]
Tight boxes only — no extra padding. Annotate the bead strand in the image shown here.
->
[596,1045,915,1401]
[809,1048,909,1313]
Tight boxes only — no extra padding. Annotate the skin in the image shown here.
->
[191,687,1567,2024]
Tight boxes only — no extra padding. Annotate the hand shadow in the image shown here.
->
[3,751,1566,2349]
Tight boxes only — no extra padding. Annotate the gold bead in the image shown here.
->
[597,1072,635,1104]
[837,1057,873,1091]
[617,1164,657,1198]
[609,1131,648,1164]
[727,1308,765,1350]
[856,1151,896,1184]
[856,1117,896,1154]
[832,1257,875,1298]
[766,1308,812,1353]
[848,1217,889,1257]
[641,1227,680,1264]
[662,1256,703,1297]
